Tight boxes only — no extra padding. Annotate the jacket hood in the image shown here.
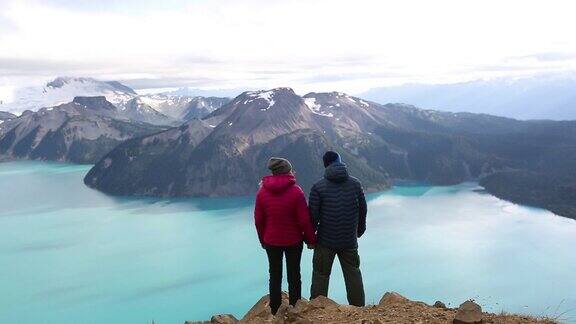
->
[262,174,296,193]
[324,162,349,183]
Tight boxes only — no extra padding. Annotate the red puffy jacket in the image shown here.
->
[254,174,317,247]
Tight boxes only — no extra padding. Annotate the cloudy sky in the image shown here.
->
[1,0,576,100]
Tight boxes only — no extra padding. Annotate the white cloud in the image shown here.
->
[1,0,576,97]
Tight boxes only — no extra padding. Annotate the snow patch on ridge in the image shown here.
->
[304,97,334,117]
[246,90,276,110]
[132,99,159,114]
[138,94,193,111]
[137,96,166,109]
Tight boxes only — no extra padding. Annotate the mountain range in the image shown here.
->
[1,77,575,219]
[0,77,230,125]
[0,77,232,164]
[163,86,252,99]
[360,73,576,120]
[84,88,576,219]
[85,89,391,197]
[0,96,165,163]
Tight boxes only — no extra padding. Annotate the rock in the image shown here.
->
[453,300,483,324]
[378,291,409,307]
[308,295,339,310]
[210,314,238,323]
[274,303,291,322]
[292,299,310,313]
[283,300,315,323]
[242,293,289,321]
[283,296,337,318]
[434,300,448,309]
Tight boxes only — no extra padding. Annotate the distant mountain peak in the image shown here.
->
[244,87,295,97]
[244,87,295,96]
[301,92,372,118]
[307,91,368,102]
[45,77,137,95]
[228,88,300,113]
[4,77,137,115]
[359,72,576,120]
[103,81,137,95]
[244,89,282,111]
[46,76,94,88]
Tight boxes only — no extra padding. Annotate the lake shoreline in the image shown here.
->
[1,161,575,323]
[0,159,572,222]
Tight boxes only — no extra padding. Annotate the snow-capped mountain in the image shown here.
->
[133,94,230,122]
[134,94,194,118]
[0,77,231,125]
[1,77,136,115]
[164,87,249,99]
[122,97,176,125]
[181,97,231,121]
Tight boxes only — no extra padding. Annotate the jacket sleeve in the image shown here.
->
[308,184,321,232]
[254,190,266,245]
[295,188,317,245]
[357,183,367,238]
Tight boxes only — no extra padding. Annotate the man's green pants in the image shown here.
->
[310,244,365,306]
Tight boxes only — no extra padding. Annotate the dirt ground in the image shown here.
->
[189,292,557,324]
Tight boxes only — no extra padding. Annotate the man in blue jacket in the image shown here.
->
[309,151,367,306]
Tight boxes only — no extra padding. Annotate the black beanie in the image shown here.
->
[323,151,341,168]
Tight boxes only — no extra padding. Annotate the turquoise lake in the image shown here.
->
[0,161,575,323]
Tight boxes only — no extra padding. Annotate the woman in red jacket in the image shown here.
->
[254,157,317,315]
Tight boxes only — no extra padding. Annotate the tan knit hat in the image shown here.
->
[267,157,293,175]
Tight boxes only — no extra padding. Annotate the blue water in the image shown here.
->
[1,161,575,324]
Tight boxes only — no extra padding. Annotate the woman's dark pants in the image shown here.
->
[265,243,303,314]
